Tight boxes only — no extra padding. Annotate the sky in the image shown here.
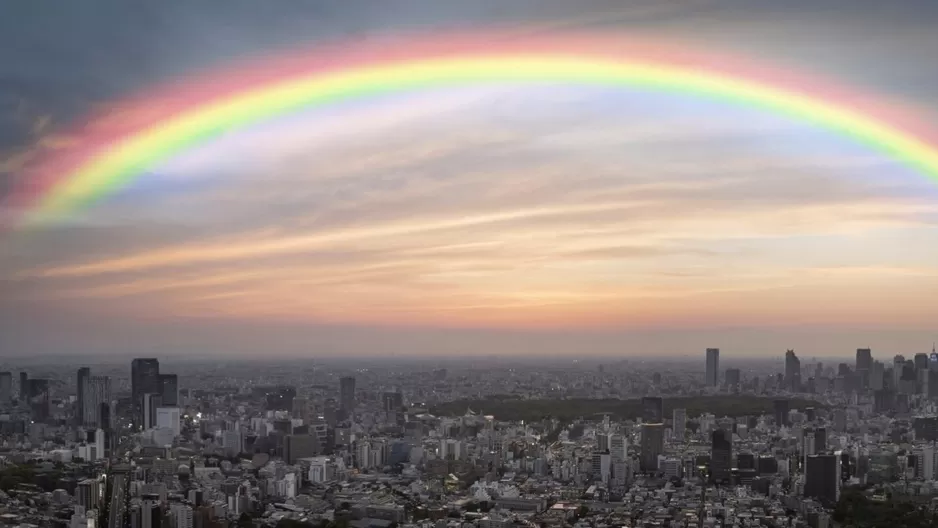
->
[1,0,937,359]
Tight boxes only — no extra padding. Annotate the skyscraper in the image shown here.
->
[870,361,885,390]
[725,368,741,392]
[19,372,27,400]
[26,378,51,422]
[856,348,872,371]
[804,454,841,503]
[774,399,790,427]
[77,367,90,426]
[640,423,664,473]
[641,396,664,424]
[0,372,11,403]
[84,376,112,428]
[339,376,356,415]
[159,374,178,407]
[710,428,732,484]
[785,350,801,392]
[131,359,160,429]
[673,408,686,441]
[705,348,720,387]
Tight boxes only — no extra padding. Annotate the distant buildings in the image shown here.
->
[0,371,11,403]
[705,348,720,387]
[340,376,356,416]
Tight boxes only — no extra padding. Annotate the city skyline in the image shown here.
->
[2,0,938,358]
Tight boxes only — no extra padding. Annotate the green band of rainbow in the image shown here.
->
[11,34,938,227]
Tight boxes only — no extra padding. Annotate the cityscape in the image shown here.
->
[1,348,938,527]
[2,1,938,528]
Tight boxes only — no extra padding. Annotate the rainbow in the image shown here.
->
[6,31,938,227]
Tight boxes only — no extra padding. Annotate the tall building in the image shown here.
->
[159,374,178,407]
[339,376,356,415]
[815,427,827,452]
[0,371,11,403]
[710,428,732,484]
[804,454,841,503]
[19,372,27,400]
[142,393,162,430]
[84,376,112,428]
[870,361,885,390]
[785,350,801,392]
[640,423,664,473]
[265,386,296,411]
[856,348,872,371]
[915,353,930,372]
[26,379,51,422]
[706,348,720,387]
[641,396,664,424]
[725,368,741,392]
[76,478,101,511]
[774,399,790,427]
[76,367,90,426]
[285,434,320,464]
[131,358,160,429]
[382,391,404,413]
[893,355,906,389]
[673,408,687,441]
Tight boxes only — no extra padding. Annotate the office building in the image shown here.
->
[805,454,841,503]
[640,423,664,472]
[26,378,51,422]
[725,368,741,392]
[82,376,112,428]
[856,348,872,371]
[382,391,404,412]
[77,367,90,426]
[340,376,356,414]
[159,374,178,407]
[870,361,885,390]
[76,478,101,511]
[774,399,790,427]
[711,428,732,484]
[131,358,160,429]
[642,396,664,424]
[285,434,320,464]
[673,408,686,441]
[265,386,296,411]
[0,371,11,403]
[142,393,162,430]
[156,407,181,436]
[19,372,27,400]
[705,348,720,387]
[785,350,801,392]
[815,427,827,452]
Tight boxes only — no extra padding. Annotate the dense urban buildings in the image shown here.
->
[0,347,937,527]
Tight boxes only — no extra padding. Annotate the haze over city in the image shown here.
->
[2,0,937,358]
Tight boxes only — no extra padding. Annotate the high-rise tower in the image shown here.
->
[131,359,160,429]
[706,348,720,387]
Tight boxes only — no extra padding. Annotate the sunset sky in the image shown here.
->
[1,0,937,358]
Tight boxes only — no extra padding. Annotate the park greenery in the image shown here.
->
[430,395,820,423]
[832,488,938,528]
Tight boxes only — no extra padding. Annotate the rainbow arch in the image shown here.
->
[6,31,938,227]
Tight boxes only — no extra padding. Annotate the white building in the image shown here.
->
[156,407,181,437]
